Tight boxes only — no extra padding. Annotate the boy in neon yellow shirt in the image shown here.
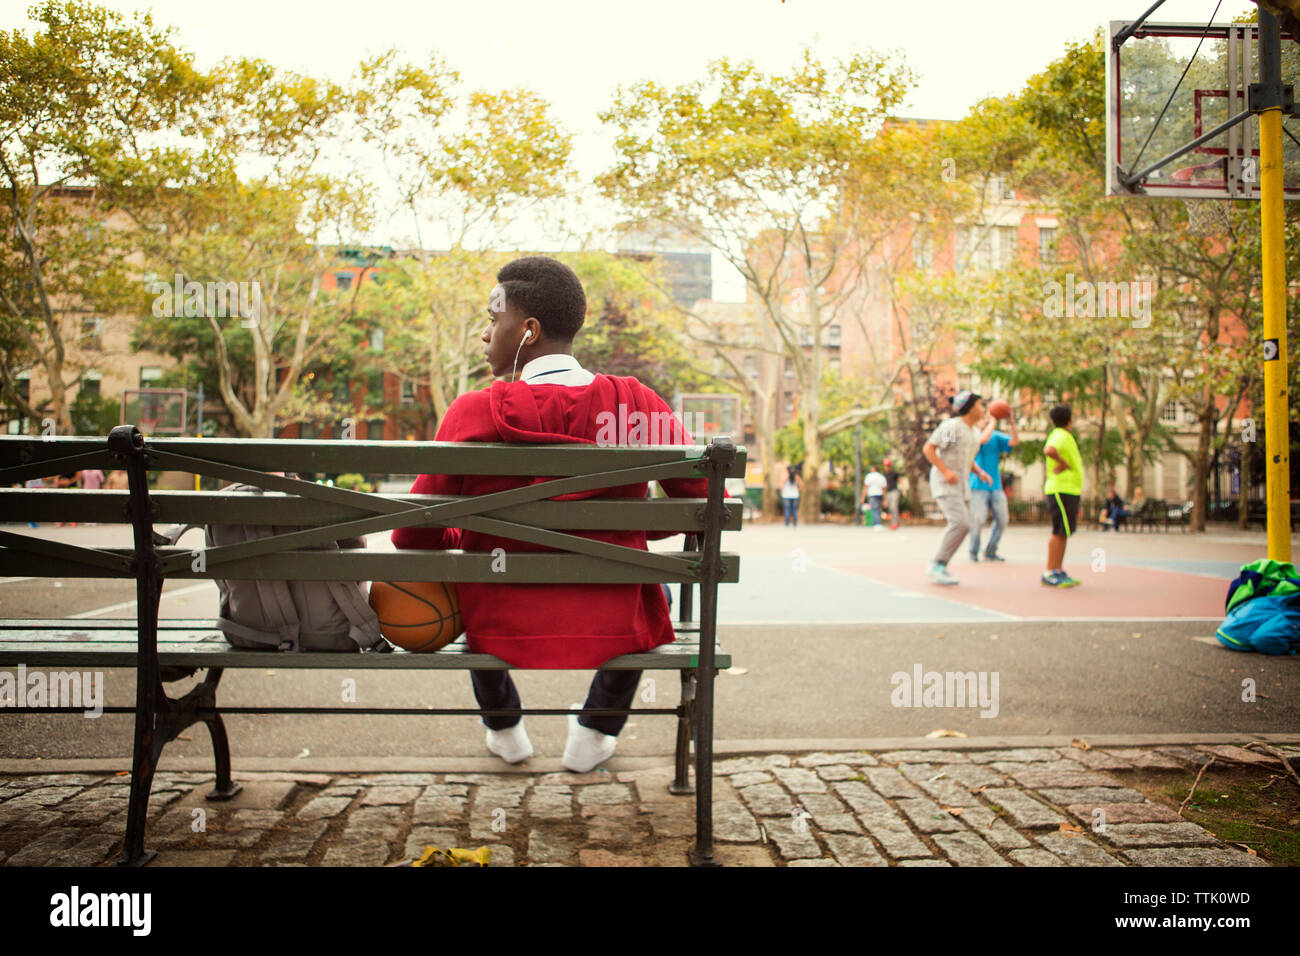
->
[1042,402,1083,588]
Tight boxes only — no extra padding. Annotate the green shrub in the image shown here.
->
[334,472,373,493]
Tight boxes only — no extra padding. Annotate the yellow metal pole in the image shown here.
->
[1258,12,1292,562]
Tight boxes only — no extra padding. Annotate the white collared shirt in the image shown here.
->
[517,353,595,386]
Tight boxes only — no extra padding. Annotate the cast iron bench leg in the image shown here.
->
[690,662,718,866]
[669,671,696,795]
[118,690,163,867]
[199,668,242,801]
[118,582,164,867]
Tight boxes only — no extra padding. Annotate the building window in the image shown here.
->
[827,324,841,347]
[996,175,1016,200]
[336,272,353,291]
[299,422,320,440]
[1039,227,1057,263]
[81,317,104,351]
[744,355,758,379]
[913,230,934,271]
[370,328,384,352]
[16,372,30,404]
[955,226,991,272]
[80,371,101,399]
[784,358,795,379]
[139,366,162,388]
[969,230,992,272]
[829,356,841,374]
[995,226,1018,268]
[400,380,416,406]
[784,393,794,414]
[1161,400,1181,424]
[367,419,385,441]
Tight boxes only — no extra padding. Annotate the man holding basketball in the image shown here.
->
[969,402,1018,562]
[392,256,709,773]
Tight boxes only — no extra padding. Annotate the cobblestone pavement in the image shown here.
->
[1,743,1291,867]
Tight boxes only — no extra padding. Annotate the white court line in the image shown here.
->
[70,582,214,619]
[0,577,35,585]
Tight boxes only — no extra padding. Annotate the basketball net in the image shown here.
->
[1182,198,1231,236]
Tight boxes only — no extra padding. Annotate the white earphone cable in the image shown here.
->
[511,330,531,382]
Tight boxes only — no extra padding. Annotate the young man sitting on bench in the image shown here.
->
[392,256,708,772]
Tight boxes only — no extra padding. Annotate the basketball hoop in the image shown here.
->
[1182,198,1231,236]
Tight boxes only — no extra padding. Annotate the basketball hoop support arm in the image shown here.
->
[1257,8,1292,562]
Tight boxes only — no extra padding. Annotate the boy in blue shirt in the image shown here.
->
[969,406,1018,562]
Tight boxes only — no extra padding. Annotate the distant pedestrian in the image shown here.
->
[1101,483,1127,531]
[861,465,887,531]
[54,471,81,526]
[883,458,903,529]
[922,391,992,585]
[1042,403,1083,588]
[969,406,1018,562]
[82,469,105,490]
[23,476,42,527]
[781,465,802,528]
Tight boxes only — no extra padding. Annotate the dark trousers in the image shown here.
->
[471,669,642,736]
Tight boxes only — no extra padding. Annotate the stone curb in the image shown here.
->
[4,732,1297,775]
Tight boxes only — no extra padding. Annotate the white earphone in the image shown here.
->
[512,327,534,380]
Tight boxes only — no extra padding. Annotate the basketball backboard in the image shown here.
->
[1107,20,1300,200]
[122,388,187,435]
[676,393,740,444]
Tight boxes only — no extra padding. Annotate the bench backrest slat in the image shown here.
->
[1,489,743,532]
[0,546,742,584]
[1,436,747,479]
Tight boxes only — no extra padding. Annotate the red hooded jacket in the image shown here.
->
[390,373,709,668]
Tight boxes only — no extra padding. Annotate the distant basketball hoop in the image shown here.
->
[122,388,187,435]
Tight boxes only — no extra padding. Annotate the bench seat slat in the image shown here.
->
[0,635,728,671]
[0,620,725,671]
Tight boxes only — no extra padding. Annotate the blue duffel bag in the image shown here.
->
[1215,592,1300,655]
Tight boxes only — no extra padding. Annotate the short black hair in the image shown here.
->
[1049,403,1072,428]
[496,256,586,341]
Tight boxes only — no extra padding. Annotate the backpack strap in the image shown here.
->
[322,580,390,652]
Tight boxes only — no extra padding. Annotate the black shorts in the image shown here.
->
[1049,492,1080,536]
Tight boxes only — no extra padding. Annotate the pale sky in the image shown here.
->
[5,0,1256,299]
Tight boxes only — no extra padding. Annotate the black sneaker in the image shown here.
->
[985,553,1005,562]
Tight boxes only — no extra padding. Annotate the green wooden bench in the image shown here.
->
[0,425,744,866]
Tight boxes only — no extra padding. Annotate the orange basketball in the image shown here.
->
[989,399,1012,420]
[368,580,464,652]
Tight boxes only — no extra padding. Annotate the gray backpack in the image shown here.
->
[168,483,389,653]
